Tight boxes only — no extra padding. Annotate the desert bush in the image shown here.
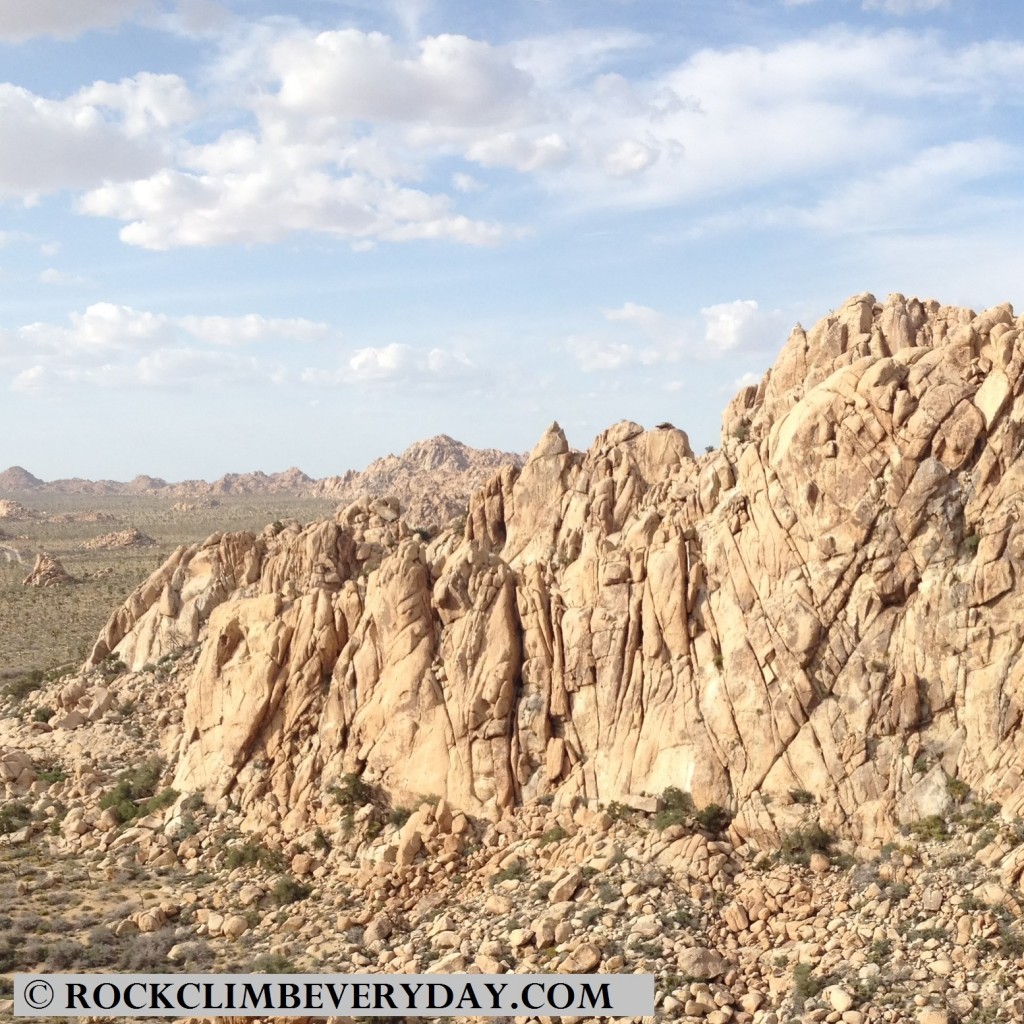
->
[329,773,373,809]
[224,841,285,873]
[0,801,32,835]
[490,861,528,886]
[98,757,168,823]
[539,825,568,847]
[272,876,311,905]
[388,806,411,827]
[907,815,948,841]
[695,803,733,835]
[780,822,834,865]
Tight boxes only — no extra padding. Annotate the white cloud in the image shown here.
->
[0,75,194,201]
[603,302,663,329]
[862,0,949,13]
[75,73,196,137]
[799,139,1018,232]
[702,300,782,354]
[178,314,331,345]
[0,83,170,200]
[567,298,784,372]
[14,22,1024,253]
[566,335,648,372]
[0,0,143,40]
[348,342,413,381]
[270,30,532,127]
[0,304,337,392]
[300,341,476,385]
[39,268,88,286]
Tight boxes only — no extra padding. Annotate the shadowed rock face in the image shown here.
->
[89,293,1024,843]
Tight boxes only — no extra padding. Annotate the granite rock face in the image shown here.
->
[89,294,1024,843]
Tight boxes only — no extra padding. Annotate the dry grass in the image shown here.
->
[0,493,334,677]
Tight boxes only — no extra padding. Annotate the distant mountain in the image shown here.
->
[312,435,526,525]
[0,466,44,491]
[0,439,524,526]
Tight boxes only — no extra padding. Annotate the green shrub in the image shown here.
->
[272,876,311,905]
[789,789,815,805]
[780,822,833,865]
[947,775,970,804]
[792,962,831,1001]
[32,706,55,723]
[312,827,330,852]
[2,670,43,701]
[252,953,297,973]
[0,801,32,835]
[98,758,167,824]
[388,806,411,827]
[329,773,373,809]
[224,841,285,872]
[907,815,947,841]
[694,804,733,835]
[539,825,568,847]
[490,861,528,886]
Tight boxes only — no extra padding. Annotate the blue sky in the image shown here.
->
[2,0,1024,480]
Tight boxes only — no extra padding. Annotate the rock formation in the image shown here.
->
[83,293,1024,848]
[0,499,41,520]
[0,438,523,525]
[23,552,74,586]
[81,527,156,550]
[0,465,43,491]
[312,434,526,526]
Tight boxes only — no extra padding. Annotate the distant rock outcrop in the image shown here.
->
[23,552,74,587]
[0,499,41,520]
[81,528,156,550]
[0,442,521,523]
[88,293,1024,847]
[171,499,221,512]
[0,466,43,491]
[313,434,524,525]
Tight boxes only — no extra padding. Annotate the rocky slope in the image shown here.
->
[74,292,1024,852]
[312,434,526,526]
[2,653,1024,1024]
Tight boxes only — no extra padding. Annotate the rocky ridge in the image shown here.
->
[312,434,526,526]
[0,437,524,528]
[71,293,1024,853]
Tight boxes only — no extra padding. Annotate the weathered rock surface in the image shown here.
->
[312,433,525,526]
[22,551,74,587]
[82,294,1024,848]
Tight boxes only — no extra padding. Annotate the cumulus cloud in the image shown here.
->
[0,304,336,391]
[0,0,143,40]
[0,75,194,201]
[702,300,782,354]
[270,30,532,127]
[301,342,476,385]
[9,22,1023,251]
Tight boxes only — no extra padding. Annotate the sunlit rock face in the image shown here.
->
[91,294,1024,844]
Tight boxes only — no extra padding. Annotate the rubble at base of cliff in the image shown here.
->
[3,655,1024,1024]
